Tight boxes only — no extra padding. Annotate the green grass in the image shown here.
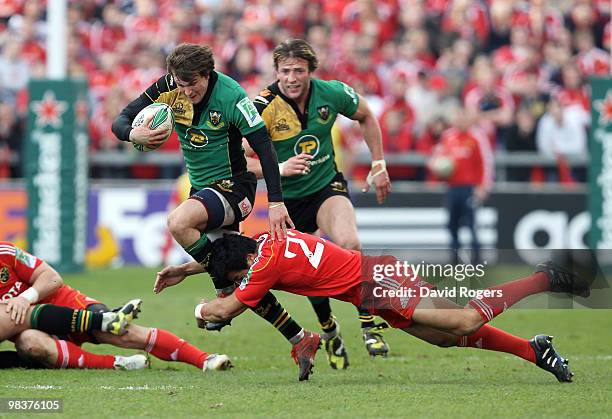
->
[1,267,611,418]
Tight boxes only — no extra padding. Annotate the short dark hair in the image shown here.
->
[209,234,258,283]
[273,39,318,72]
[166,43,215,82]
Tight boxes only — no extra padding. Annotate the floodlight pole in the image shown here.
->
[47,0,67,79]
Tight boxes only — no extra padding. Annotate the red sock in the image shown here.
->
[54,339,115,369]
[145,328,208,369]
[457,324,536,363]
[469,272,549,322]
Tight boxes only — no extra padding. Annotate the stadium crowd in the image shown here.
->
[0,0,608,182]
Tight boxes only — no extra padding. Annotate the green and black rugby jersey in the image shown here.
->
[114,71,266,190]
[253,78,359,199]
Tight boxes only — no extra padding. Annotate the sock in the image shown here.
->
[358,310,375,329]
[456,324,536,363]
[145,328,208,369]
[253,292,303,343]
[469,272,550,322]
[289,329,305,345]
[308,296,337,335]
[184,234,212,266]
[30,304,103,335]
[53,339,115,369]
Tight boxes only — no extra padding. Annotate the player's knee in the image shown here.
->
[167,208,189,237]
[15,330,53,363]
[335,235,360,251]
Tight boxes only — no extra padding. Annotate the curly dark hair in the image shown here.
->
[272,39,318,72]
[209,234,258,283]
[166,43,215,82]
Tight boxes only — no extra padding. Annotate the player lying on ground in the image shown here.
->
[0,301,144,370]
[0,242,231,372]
[0,295,136,341]
[194,230,588,382]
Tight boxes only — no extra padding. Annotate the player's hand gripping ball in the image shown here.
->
[131,103,175,151]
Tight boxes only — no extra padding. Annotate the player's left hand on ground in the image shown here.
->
[5,296,30,324]
[362,162,391,204]
[154,265,187,294]
[268,203,295,241]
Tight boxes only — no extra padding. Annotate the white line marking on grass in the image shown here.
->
[3,385,63,390]
[99,385,196,391]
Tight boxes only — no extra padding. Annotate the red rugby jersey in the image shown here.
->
[234,231,362,307]
[0,242,42,302]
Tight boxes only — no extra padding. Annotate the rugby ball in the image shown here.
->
[428,155,455,179]
[131,103,175,152]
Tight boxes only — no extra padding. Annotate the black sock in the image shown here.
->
[29,304,102,335]
[184,234,213,268]
[308,296,336,333]
[358,308,375,329]
[252,292,303,343]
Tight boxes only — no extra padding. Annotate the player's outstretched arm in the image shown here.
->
[196,294,247,323]
[154,261,204,294]
[350,93,391,204]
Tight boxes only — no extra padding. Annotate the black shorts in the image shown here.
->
[190,171,257,231]
[285,172,351,233]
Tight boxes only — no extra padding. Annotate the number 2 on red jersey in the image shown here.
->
[283,231,325,269]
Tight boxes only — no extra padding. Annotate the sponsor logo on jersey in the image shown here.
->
[236,97,263,127]
[0,267,9,283]
[238,197,253,218]
[14,248,36,268]
[1,281,23,301]
[341,82,358,105]
[317,105,330,123]
[217,179,234,192]
[274,118,290,132]
[207,110,225,129]
[186,128,208,148]
[172,101,187,116]
[293,134,320,157]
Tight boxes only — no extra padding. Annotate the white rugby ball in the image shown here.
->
[428,155,455,179]
[131,103,175,151]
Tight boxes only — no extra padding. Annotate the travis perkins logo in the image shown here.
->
[187,128,208,148]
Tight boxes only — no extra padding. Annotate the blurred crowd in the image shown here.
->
[0,0,609,182]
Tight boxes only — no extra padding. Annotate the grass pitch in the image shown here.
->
[1,266,611,418]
